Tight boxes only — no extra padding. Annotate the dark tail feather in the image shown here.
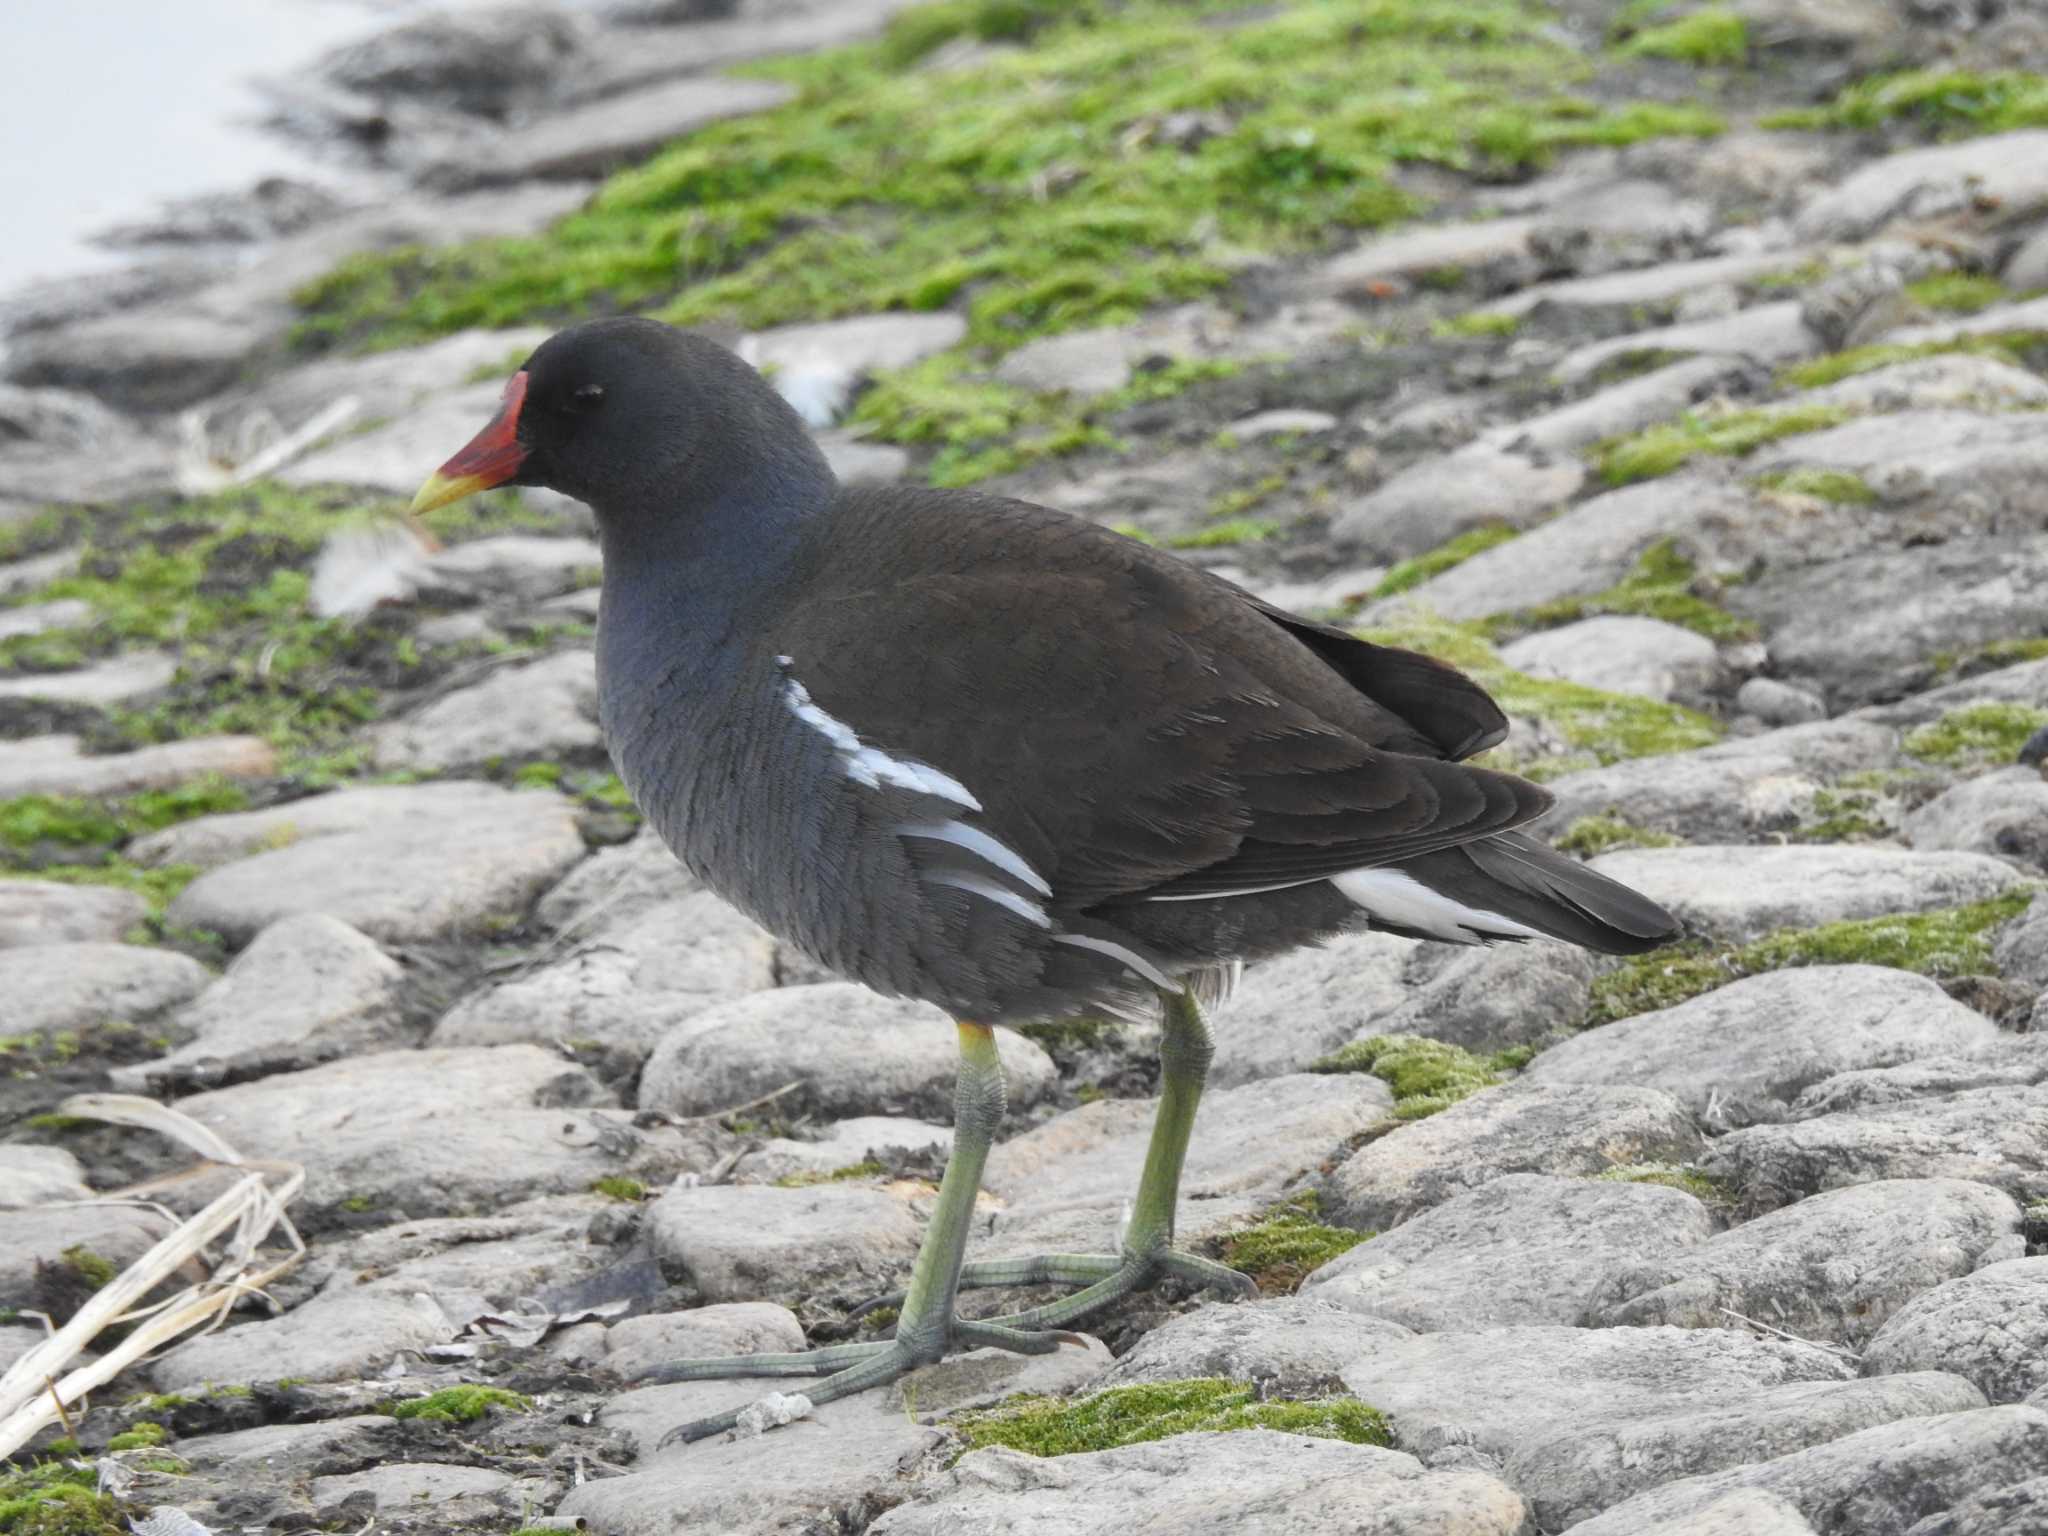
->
[1401,831,1681,955]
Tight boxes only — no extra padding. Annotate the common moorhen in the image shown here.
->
[414,316,1679,1446]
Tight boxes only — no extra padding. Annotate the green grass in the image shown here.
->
[1219,1191,1371,1290]
[290,0,1721,359]
[1591,403,1854,485]
[1777,331,2048,390]
[953,1378,1389,1457]
[1309,1033,1513,1119]
[1751,467,1876,505]
[1906,273,2010,315]
[383,1385,532,1423]
[1372,525,1520,600]
[1360,611,1723,772]
[1554,815,1682,857]
[1617,7,1747,66]
[1478,539,1756,644]
[1904,702,2048,768]
[1764,68,2048,138]
[1585,889,2038,1025]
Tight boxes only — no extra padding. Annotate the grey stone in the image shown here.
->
[1905,1478,2048,1536]
[311,6,580,118]
[1332,443,1583,560]
[1905,768,2048,870]
[1482,355,1747,457]
[739,313,966,426]
[432,890,777,1060]
[1496,249,1820,321]
[1531,177,1710,274]
[1630,1490,1821,1536]
[0,1203,173,1307]
[1228,408,1339,440]
[174,1045,696,1218]
[1211,929,1417,1087]
[815,430,910,485]
[0,880,148,949]
[2,311,267,413]
[425,534,601,602]
[0,1145,90,1206]
[427,74,794,188]
[0,733,273,799]
[0,547,83,599]
[1338,1324,1971,1530]
[1376,941,1595,1057]
[1739,677,1828,727]
[1323,1081,1704,1232]
[1585,845,2026,942]
[870,1431,1531,1536]
[1593,1178,2021,1346]
[1801,354,2048,413]
[1865,1256,2048,1404]
[151,1287,455,1392]
[1556,302,1817,385]
[113,914,404,1090]
[1705,1086,2048,1212]
[603,1302,806,1383]
[1303,1173,1716,1329]
[1102,1297,1414,1396]
[1303,217,1539,299]
[569,0,927,101]
[301,1196,609,1306]
[646,1180,922,1305]
[1998,894,2048,988]
[0,651,176,705]
[371,649,600,772]
[134,782,587,946]
[308,1462,515,1513]
[994,305,1227,396]
[534,821,700,932]
[641,983,1054,1121]
[1500,615,1720,703]
[0,941,209,1033]
[982,1074,1393,1257]
[732,1115,952,1184]
[0,599,90,642]
[1568,1405,2048,1536]
[283,379,513,494]
[1748,411,2048,533]
[172,1413,397,1481]
[1526,967,2000,1128]
[1793,1034,2048,1116]
[1796,131,2048,241]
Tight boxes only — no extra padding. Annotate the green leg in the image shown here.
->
[850,987,1254,1334]
[652,1021,1056,1448]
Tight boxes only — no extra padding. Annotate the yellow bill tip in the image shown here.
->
[408,470,490,517]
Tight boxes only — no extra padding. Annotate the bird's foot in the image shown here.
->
[850,1246,1256,1333]
[645,1318,1064,1449]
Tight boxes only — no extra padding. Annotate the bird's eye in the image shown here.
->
[567,382,606,413]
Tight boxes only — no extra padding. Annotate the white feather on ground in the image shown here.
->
[309,520,438,619]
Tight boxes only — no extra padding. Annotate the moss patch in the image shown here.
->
[1479,539,1755,644]
[1591,1162,1733,1205]
[1905,273,2010,315]
[1219,1191,1370,1289]
[1903,702,2048,768]
[1372,525,1521,601]
[0,1462,119,1536]
[1585,889,2037,1026]
[1591,402,1854,486]
[954,1378,1389,1457]
[1777,331,2048,390]
[772,1159,887,1188]
[384,1385,532,1423]
[1764,68,2048,138]
[1617,6,1747,66]
[1554,815,1682,857]
[292,0,1720,359]
[1309,1033,1511,1119]
[1434,309,1522,339]
[105,1422,167,1452]
[589,1175,647,1202]
[1751,466,1875,506]
[1167,517,1281,550]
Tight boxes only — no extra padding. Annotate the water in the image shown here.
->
[0,0,395,297]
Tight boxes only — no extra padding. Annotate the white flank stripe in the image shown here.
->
[1143,877,1320,902]
[930,871,1052,928]
[1332,867,1545,943]
[899,820,1053,896]
[782,676,980,808]
[1052,932,1179,992]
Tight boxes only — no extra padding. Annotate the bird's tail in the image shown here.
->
[1349,830,1680,954]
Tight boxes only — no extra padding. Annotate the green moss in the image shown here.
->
[1764,68,2048,138]
[1434,309,1522,338]
[1752,466,1876,505]
[292,0,1720,359]
[1591,1162,1732,1204]
[1554,815,1682,858]
[0,781,250,860]
[772,1159,887,1188]
[1372,525,1520,600]
[1480,539,1756,644]
[0,1462,119,1536]
[122,1394,190,1413]
[1905,273,2009,315]
[1801,786,1892,842]
[1777,331,2048,390]
[1167,518,1280,550]
[106,1421,167,1451]
[1904,702,2048,768]
[1586,889,2038,1026]
[513,761,565,789]
[1220,1192,1370,1290]
[0,862,203,926]
[1592,402,1854,486]
[589,1175,647,1202]
[1618,6,1747,66]
[384,1385,533,1423]
[954,1378,1389,1457]
[1309,1033,1506,1119]
[60,1246,114,1290]
[1207,473,1290,523]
